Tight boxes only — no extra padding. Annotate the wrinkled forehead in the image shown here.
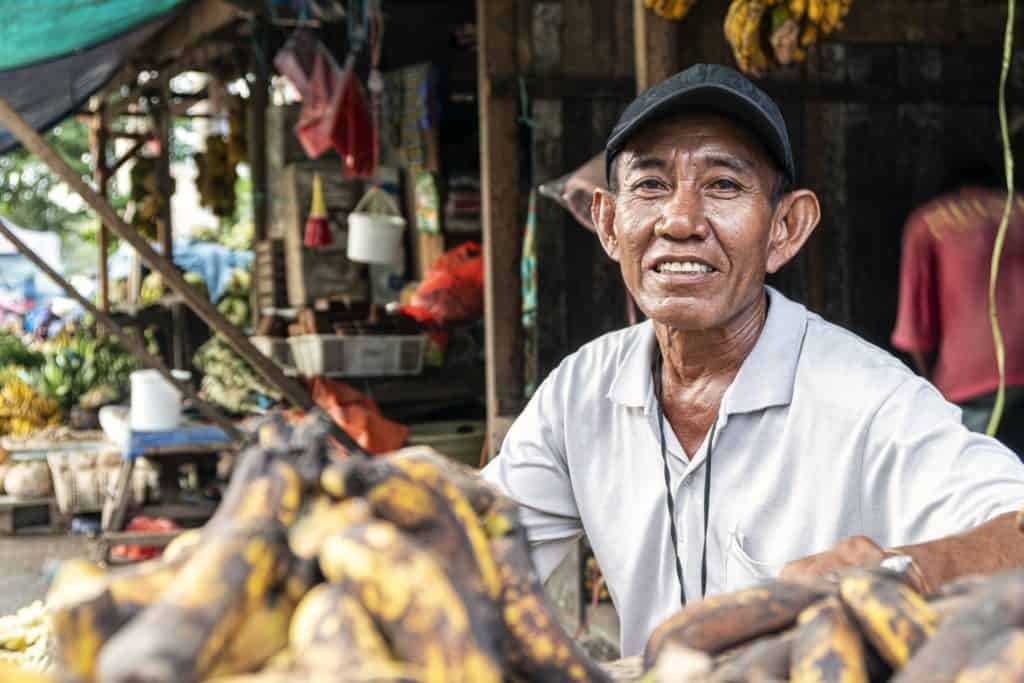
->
[618,112,774,172]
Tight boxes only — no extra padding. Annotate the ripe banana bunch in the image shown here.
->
[39,412,614,683]
[0,602,47,653]
[644,0,699,21]
[646,562,1024,682]
[725,0,854,75]
[0,380,60,437]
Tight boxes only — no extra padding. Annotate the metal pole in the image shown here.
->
[0,217,242,440]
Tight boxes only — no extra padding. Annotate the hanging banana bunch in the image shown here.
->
[725,0,854,76]
[644,0,699,22]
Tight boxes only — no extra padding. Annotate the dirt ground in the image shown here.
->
[0,533,88,614]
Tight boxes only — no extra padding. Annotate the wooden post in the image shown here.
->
[0,96,319,416]
[156,77,174,261]
[0,217,241,440]
[91,105,111,312]
[633,0,679,92]
[250,43,269,244]
[477,0,524,457]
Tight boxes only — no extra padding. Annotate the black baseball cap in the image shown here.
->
[606,63,796,186]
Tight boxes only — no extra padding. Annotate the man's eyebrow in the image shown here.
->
[624,155,670,173]
[703,154,755,174]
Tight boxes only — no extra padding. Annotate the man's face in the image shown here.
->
[604,114,781,331]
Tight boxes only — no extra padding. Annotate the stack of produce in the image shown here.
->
[644,0,699,21]
[644,552,1024,681]
[195,134,237,220]
[194,336,280,414]
[217,268,252,330]
[129,157,174,241]
[35,334,136,412]
[0,601,52,673]
[0,378,60,437]
[724,0,854,76]
[41,412,613,683]
[140,271,210,307]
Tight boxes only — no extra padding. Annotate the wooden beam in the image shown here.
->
[109,138,149,175]
[837,1,1022,45]
[633,0,678,92]
[144,0,243,65]
[0,96,322,427]
[155,77,174,267]
[0,217,241,440]
[492,76,635,101]
[91,106,111,313]
[478,0,524,455]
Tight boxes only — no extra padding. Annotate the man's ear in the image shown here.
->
[592,188,620,262]
[766,189,821,273]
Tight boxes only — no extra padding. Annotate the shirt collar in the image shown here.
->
[606,286,808,416]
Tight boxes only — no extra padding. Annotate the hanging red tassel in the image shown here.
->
[303,172,333,248]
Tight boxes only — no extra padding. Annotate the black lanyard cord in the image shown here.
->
[653,352,716,606]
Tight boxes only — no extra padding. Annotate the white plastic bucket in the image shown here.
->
[130,370,186,431]
[347,212,406,264]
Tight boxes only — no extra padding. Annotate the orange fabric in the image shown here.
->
[310,376,408,454]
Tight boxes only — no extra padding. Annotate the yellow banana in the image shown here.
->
[791,596,869,683]
[838,570,938,668]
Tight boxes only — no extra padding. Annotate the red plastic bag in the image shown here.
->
[294,48,341,159]
[111,516,181,562]
[333,61,375,178]
[310,376,408,454]
[403,242,484,327]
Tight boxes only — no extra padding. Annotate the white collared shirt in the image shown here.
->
[482,287,1024,656]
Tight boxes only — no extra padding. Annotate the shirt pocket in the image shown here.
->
[724,530,784,592]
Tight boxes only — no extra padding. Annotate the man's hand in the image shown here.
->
[779,535,888,586]
[780,535,932,595]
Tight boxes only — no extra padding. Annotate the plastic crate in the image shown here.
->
[287,334,426,377]
[250,336,295,371]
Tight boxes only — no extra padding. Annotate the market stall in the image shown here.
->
[0,0,1023,681]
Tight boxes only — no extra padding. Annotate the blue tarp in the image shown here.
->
[124,424,232,460]
[108,239,253,303]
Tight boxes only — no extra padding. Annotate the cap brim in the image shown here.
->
[606,83,794,185]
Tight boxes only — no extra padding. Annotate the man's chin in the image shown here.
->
[643,304,721,332]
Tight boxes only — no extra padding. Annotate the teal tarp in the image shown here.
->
[0,0,188,70]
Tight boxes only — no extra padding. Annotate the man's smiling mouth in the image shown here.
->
[654,261,716,274]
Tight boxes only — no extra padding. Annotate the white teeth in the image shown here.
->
[657,261,713,274]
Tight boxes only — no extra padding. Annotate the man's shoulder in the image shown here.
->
[544,322,652,396]
[799,311,923,404]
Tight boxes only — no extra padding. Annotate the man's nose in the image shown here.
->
[654,186,707,240]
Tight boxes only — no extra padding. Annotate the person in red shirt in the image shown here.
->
[892,163,1024,457]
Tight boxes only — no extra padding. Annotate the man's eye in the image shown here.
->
[634,178,666,192]
[709,178,740,192]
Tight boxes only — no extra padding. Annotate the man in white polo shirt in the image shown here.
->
[481,64,1024,657]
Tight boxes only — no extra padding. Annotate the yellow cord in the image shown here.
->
[986,0,1016,436]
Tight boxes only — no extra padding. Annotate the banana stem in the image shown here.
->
[986,0,1016,437]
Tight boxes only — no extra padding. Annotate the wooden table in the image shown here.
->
[93,441,234,563]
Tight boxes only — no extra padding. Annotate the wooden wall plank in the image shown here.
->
[633,0,679,91]
[478,0,524,454]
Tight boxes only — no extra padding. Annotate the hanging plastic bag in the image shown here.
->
[273,29,321,98]
[401,242,484,327]
[333,56,376,178]
[294,48,343,159]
